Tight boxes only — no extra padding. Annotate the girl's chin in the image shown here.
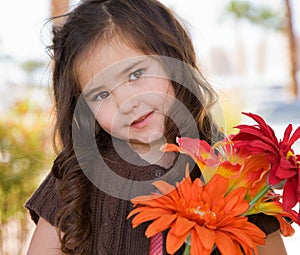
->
[130,131,166,146]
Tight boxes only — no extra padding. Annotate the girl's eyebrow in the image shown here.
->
[83,85,105,98]
[116,59,147,79]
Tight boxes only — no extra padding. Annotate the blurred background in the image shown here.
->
[0,0,299,254]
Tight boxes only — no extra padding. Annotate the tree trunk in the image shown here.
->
[284,0,298,97]
[51,0,70,26]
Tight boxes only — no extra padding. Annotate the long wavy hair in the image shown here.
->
[49,0,220,253]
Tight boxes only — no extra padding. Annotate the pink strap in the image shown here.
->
[149,232,163,255]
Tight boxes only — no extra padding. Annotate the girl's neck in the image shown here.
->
[129,140,176,169]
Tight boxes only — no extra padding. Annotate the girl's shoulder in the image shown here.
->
[25,172,62,226]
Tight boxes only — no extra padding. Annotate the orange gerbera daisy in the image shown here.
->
[161,137,297,237]
[128,170,266,255]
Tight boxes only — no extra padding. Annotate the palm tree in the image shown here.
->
[224,0,298,98]
[284,0,298,97]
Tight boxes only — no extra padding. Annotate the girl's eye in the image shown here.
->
[93,91,110,101]
[129,69,144,82]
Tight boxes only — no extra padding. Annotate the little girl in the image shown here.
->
[26,0,288,254]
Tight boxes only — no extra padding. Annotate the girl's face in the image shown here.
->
[77,38,175,152]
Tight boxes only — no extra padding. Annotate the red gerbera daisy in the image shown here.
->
[232,112,300,223]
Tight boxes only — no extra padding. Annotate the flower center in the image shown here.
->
[286,150,294,159]
[188,206,217,224]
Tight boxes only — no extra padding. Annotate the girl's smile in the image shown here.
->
[130,111,154,129]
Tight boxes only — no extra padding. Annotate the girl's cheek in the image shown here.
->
[95,103,116,129]
[95,115,110,133]
[93,101,110,118]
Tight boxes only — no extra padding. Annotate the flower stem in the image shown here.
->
[183,244,190,255]
[244,184,271,215]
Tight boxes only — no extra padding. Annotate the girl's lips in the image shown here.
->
[130,111,154,129]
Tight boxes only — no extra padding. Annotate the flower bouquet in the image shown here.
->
[127,112,300,255]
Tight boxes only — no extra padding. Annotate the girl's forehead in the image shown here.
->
[83,35,145,64]
[76,38,146,87]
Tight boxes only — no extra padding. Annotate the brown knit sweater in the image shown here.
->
[25,139,280,255]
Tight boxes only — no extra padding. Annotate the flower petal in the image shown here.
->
[191,229,211,255]
[282,178,298,210]
[172,217,196,237]
[145,214,177,237]
[166,226,189,254]
[289,126,300,145]
[215,231,236,255]
[205,175,228,202]
[130,208,172,227]
[275,215,295,237]
[194,225,215,250]
[153,180,176,195]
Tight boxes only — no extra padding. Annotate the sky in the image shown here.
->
[0,0,299,63]
[0,0,50,61]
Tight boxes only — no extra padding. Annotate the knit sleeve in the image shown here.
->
[24,172,63,226]
[248,213,280,235]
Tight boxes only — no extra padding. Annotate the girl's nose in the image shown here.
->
[112,84,140,114]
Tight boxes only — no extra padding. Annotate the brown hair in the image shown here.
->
[49,0,219,253]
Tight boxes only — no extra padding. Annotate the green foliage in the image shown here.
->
[20,59,46,86]
[0,98,54,224]
[226,0,251,19]
[224,0,284,31]
[20,60,45,74]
